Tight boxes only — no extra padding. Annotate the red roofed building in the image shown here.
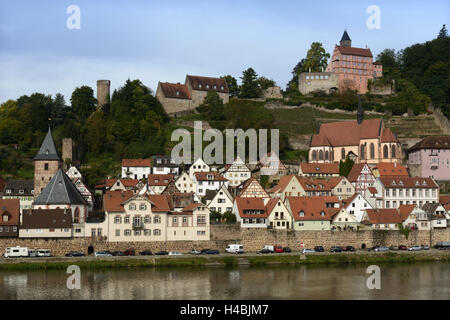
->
[233,197,269,228]
[372,162,409,178]
[325,31,382,94]
[121,159,151,180]
[298,162,339,177]
[0,199,20,238]
[193,172,229,197]
[285,197,332,231]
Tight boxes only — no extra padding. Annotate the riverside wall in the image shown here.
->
[0,225,449,256]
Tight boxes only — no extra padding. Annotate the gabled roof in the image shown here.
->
[21,208,73,229]
[159,82,191,100]
[408,136,450,152]
[3,180,34,196]
[268,175,297,194]
[374,162,408,177]
[194,172,228,182]
[347,163,371,183]
[182,203,204,212]
[297,177,332,192]
[380,128,397,143]
[239,178,269,198]
[379,177,438,189]
[0,199,20,226]
[299,162,339,175]
[186,75,229,94]
[341,30,351,42]
[286,197,332,221]
[34,169,87,205]
[33,127,61,161]
[336,46,373,57]
[148,174,174,186]
[234,197,268,218]
[122,159,151,167]
[439,195,450,206]
[363,209,403,224]
[103,190,135,212]
[327,176,345,188]
[342,193,370,210]
[421,202,443,214]
[398,204,416,220]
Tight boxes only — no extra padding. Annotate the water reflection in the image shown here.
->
[0,264,449,300]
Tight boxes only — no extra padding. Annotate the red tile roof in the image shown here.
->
[409,136,450,152]
[122,159,151,167]
[104,191,135,212]
[380,128,398,143]
[286,197,332,221]
[187,75,229,93]
[235,197,268,218]
[347,163,371,183]
[327,176,345,188]
[0,199,20,226]
[299,162,339,175]
[182,203,203,212]
[297,177,332,192]
[439,195,450,205]
[364,209,404,224]
[368,187,378,194]
[194,172,228,182]
[374,162,408,177]
[336,45,373,57]
[398,204,416,220]
[379,177,438,189]
[310,119,387,147]
[159,82,191,99]
[148,174,175,186]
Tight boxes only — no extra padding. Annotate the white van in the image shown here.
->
[28,249,37,257]
[37,249,51,257]
[263,245,274,253]
[4,247,28,258]
[226,244,244,254]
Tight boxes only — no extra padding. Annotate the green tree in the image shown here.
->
[339,156,354,177]
[438,24,448,39]
[239,68,260,99]
[286,59,306,94]
[223,211,236,224]
[196,90,225,121]
[303,42,330,72]
[376,49,401,80]
[84,110,106,153]
[221,75,239,97]
[257,76,276,90]
[71,86,97,120]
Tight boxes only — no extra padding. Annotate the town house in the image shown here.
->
[121,159,152,179]
[328,176,355,200]
[347,163,376,194]
[233,197,269,228]
[298,162,339,178]
[193,172,228,197]
[175,172,196,194]
[0,199,20,238]
[207,185,234,214]
[221,157,251,187]
[285,197,332,231]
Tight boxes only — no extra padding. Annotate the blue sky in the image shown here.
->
[0,0,448,103]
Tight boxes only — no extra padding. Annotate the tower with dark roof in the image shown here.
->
[340,30,352,47]
[33,127,62,198]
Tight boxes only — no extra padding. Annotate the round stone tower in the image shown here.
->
[97,80,111,110]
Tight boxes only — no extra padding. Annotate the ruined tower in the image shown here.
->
[97,80,111,111]
[33,127,62,198]
[62,138,73,170]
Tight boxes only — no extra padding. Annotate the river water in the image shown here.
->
[0,263,449,300]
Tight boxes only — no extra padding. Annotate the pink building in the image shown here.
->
[408,136,450,181]
[325,31,382,94]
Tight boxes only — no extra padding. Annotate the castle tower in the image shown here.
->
[62,138,73,170]
[340,30,352,47]
[33,127,62,198]
[97,80,111,110]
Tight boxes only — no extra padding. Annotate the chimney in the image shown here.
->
[97,80,111,111]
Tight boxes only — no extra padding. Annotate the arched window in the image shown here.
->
[370,143,375,159]
[319,150,324,161]
[341,148,346,160]
[360,145,366,160]
[325,151,329,161]
[391,145,396,158]
[312,150,317,161]
[74,208,80,224]
[383,145,389,159]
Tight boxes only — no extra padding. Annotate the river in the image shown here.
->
[0,263,449,300]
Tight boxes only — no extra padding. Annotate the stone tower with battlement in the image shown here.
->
[97,80,111,111]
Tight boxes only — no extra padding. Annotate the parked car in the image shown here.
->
[283,247,292,253]
[4,247,28,258]
[389,246,399,251]
[257,249,272,254]
[37,249,51,257]
[367,246,379,252]
[421,245,430,250]
[65,252,85,257]
[112,251,124,256]
[314,246,324,252]
[274,246,284,253]
[434,241,450,249]
[302,248,315,254]
[189,249,201,255]
[155,251,169,256]
[345,246,356,252]
[139,250,153,256]
[206,249,219,255]
[201,249,211,254]
[123,249,135,256]
[399,245,408,251]
[225,244,244,254]
[28,249,37,257]
[169,251,183,256]
[330,246,342,253]
[408,246,422,251]
[263,245,275,253]
[374,246,389,252]
[95,251,113,257]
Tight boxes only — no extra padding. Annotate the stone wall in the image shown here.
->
[298,72,339,95]
[0,226,448,256]
[429,105,450,135]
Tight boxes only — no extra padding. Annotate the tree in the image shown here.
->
[303,42,330,72]
[71,86,97,120]
[257,77,276,90]
[223,211,236,224]
[376,49,401,80]
[221,75,239,97]
[239,68,260,99]
[339,156,354,177]
[438,24,448,39]
[210,211,222,223]
[286,59,306,93]
[196,90,225,121]
[84,110,106,154]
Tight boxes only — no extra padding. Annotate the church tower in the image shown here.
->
[340,30,352,47]
[33,127,62,198]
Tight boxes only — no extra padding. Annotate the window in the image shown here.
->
[154,229,161,236]
[124,230,131,236]
[341,148,345,160]
[114,216,121,224]
[44,163,49,171]
[144,216,151,224]
[139,204,147,210]
[115,229,120,236]
[153,216,161,224]
[370,143,375,159]
[2,215,8,222]
[124,216,130,224]
[144,229,151,236]
[383,145,389,159]
[129,204,136,211]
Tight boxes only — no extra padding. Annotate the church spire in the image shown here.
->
[33,126,61,161]
[340,30,352,47]
[357,95,364,125]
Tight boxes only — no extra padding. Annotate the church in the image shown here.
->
[308,99,402,164]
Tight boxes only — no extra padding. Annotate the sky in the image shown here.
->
[0,0,448,103]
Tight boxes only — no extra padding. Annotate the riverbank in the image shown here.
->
[0,250,449,271]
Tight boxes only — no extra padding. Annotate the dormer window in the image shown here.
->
[45,149,49,155]
[321,211,325,216]
[199,84,202,89]
[213,85,217,89]
[2,214,9,222]
[206,84,210,89]
[399,181,403,185]
[220,86,224,90]
[415,181,420,186]
[19,190,24,194]
[299,211,305,217]
[176,91,180,96]
[392,181,396,186]
[422,181,427,186]
[5,189,11,194]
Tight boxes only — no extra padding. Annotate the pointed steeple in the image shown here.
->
[33,127,60,161]
[340,30,352,47]
[357,95,364,125]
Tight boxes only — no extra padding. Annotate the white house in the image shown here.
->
[151,155,180,175]
[175,172,196,194]
[193,172,228,197]
[422,202,448,229]
[189,158,211,180]
[331,208,360,230]
[147,174,175,195]
[342,193,373,223]
[222,157,251,187]
[207,185,234,214]
[399,205,430,230]
[66,166,82,181]
[233,197,269,228]
[121,159,152,179]
[266,198,293,230]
